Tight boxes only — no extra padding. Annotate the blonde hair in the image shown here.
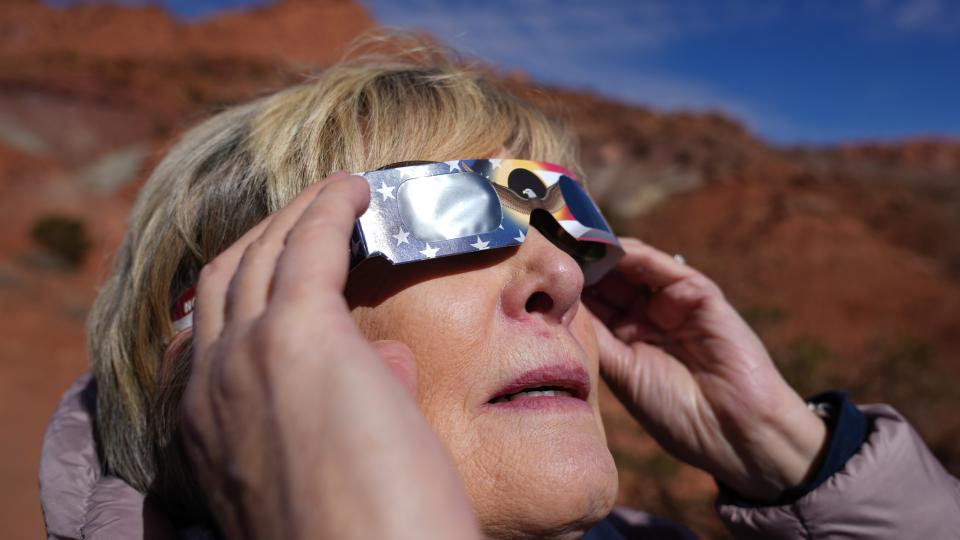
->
[87,40,579,522]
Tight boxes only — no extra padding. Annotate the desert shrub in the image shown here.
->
[673,148,694,167]
[30,214,91,268]
[851,336,941,406]
[847,336,960,477]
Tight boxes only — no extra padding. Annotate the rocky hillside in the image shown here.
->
[521,85,960,537]
[2,1,958,538]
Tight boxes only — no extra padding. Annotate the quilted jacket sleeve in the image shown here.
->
[39,373,182,540]
[717,404,960,539]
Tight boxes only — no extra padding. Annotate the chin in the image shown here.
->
[463,416,619,540]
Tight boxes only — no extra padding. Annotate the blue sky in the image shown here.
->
[46,0,960,145]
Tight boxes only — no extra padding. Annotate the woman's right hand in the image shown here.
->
[181,173,480,540]
[584,238,827,502]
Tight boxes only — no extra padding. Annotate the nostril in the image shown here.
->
[525,291,554,315]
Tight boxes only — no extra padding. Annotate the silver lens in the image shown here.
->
[397,172,503,242]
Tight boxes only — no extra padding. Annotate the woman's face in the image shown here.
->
[346,226,618,539]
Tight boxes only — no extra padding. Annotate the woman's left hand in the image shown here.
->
[584,237,828,502]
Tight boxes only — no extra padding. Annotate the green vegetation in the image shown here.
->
[739,304,786,328]
[774,336,831,397]
[844,336,960,475]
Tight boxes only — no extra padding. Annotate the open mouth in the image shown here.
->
[487,364,590,405]
[489,386,578,403]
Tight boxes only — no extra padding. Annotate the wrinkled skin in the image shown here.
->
[346,225,618,539]
[182,174,481,540]
[583,239,827,501]
[182,172,827,540]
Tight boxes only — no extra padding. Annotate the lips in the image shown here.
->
[487,364,590,406]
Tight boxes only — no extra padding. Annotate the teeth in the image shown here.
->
[521,389,570,398]
[491,388,573,403]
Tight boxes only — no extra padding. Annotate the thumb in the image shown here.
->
[589,314,637,391]
[589,312,671,419]
[370,339,418,398]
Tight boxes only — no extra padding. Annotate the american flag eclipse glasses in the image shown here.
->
[172,159,623,331]
[350,159,624,285]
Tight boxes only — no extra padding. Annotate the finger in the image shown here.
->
[194,175,343,356]
[194,215,276,355]
[588,304,663,376]
[591,314,680,421]
[646,274,723,331]
[614,237,698,290]
[609,298,664,344]
[584,289,661,344]
[582,295,619,326]
[371,340,418,397]
[585,270,644,310]
[225,172,349,323]
[271,175,371,311]
[589,312,636,384]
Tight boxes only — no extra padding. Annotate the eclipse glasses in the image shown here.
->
[172,159,623,331]
[350,159,624,285]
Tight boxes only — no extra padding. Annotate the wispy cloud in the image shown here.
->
[529,61,800,142]
[862,0,960,34]
[367,0,782,54]
[43,0,960,143]
[361,0,793,138]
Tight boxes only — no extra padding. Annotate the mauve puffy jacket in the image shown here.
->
[40,374,960,539]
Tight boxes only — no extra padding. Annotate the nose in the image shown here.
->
[499,226,584,328]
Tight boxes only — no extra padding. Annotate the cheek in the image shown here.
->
[353,279,488,346]
[352,280,503,492]
[352,289,618,534]
[350,278,496,415]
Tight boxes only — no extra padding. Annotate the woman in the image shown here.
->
[40,45,959,539]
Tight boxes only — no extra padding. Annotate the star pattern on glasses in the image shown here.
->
[376,182,396,201]
[470,236,490,250]
[352,159,610,270]
[393,226,410,246]
[419,243,439,258]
